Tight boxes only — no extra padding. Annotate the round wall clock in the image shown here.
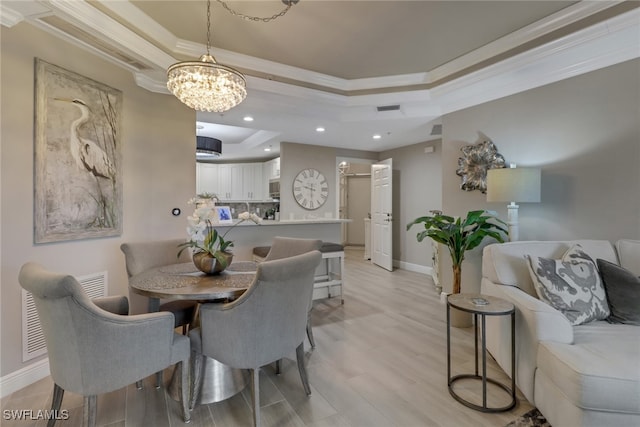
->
[293,168,329,210]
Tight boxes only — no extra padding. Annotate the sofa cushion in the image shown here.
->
[596,259,640,326]
[537,322,640,414]
[616,239,640,276]
[482,240,618,297]
[526,245,609,326]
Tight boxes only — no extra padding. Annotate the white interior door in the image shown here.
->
[371,159,393,271]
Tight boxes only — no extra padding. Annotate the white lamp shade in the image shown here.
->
[486,168,541,203]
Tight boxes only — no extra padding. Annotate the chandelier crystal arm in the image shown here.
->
[216,0,298,22]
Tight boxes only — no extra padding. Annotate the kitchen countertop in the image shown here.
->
[217,218,352,227]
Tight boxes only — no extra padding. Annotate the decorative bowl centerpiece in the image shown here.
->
[178,196,261,275]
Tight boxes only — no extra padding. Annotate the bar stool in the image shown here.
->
[252,242,345,303]
[315,242,345,304]
[252,246,270,262]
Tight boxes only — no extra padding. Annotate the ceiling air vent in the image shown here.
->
[431,124,443,135]
[376,105,401,112]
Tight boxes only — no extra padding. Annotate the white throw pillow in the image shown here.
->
[525,244,610,326]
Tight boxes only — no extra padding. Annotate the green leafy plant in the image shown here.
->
[407,210,508,294]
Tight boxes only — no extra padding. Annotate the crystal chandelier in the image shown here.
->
[167,0,298,113]
[166,0,246,112]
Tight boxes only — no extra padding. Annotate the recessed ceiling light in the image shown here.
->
[316,127,325,132]
[373,134,382,139]
[243,116,254,122]
[264,146,271,152]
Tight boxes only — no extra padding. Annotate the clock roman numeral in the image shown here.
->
[309,200,314,209]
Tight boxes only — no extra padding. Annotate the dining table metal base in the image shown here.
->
[168,356,250,404]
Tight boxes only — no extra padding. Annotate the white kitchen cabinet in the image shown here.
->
[263,162,271,199]
[217,164,243,200]
[216,163,264,201]
[265,157,280,180]
[242,163,263,200]
[196,163,218,195]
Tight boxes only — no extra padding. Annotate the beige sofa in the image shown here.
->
[481,239,640,427]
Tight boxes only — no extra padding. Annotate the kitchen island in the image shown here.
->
[213,218,351,260]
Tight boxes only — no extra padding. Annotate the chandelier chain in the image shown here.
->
[206,0,212,54]
[215,0,293,22]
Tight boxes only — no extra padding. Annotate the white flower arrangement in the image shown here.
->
[178,197,261,268]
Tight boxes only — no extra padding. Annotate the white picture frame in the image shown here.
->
[215,206,233,224]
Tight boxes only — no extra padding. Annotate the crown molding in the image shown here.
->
[135,72,170,94]
[141,6,639,123]
[428,0,627,82]
[4,0,638,119]
[0,4,24,27]
[95,0,179,52]
[46,0,175,69]
[169,0,630,92]
[433,8,640,114]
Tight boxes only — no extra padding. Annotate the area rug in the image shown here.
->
[505,408,551,427]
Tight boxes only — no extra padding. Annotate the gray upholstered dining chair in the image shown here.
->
[120,239,197,330]
[18,262,191,427]
[264,237,322,349]
[189,250,322,427]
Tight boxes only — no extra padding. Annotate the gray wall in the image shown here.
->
[439,58,640,294]
[379,141,442,270]
[1,23,196,376]
[280,142,338,219]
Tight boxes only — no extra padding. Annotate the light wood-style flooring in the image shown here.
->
[1,247,534,426]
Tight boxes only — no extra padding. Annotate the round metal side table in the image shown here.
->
[447,293,516,412]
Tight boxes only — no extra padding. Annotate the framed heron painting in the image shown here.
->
[34,59,123,243]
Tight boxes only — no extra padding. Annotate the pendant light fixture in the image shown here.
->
[167,0,246,112]
[166,0,298,113]
[196,136,223,160]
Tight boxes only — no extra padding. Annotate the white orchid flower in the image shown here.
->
[181,197,264,259]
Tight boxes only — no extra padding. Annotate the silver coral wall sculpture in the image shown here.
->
[456,132,506,193]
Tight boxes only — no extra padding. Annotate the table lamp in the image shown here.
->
[486,165,541,241]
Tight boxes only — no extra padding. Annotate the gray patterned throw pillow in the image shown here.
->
[525,245,610,326]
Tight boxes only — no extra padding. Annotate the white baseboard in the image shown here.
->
[394,260,432,276]
[0,358,50,398]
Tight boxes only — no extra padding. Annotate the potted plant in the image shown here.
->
[178,197,261,274]
[407,210,507,295]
